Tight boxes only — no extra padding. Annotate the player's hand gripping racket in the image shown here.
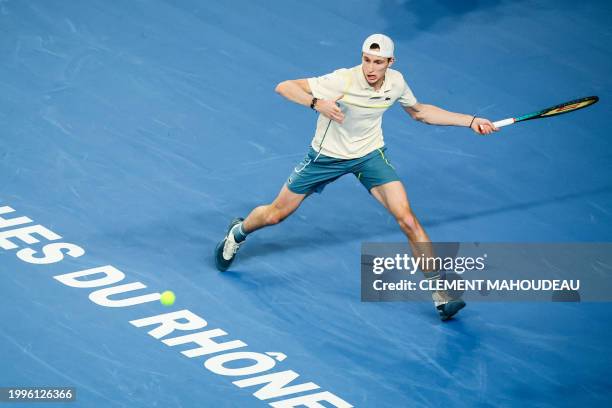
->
[492,96,599,128]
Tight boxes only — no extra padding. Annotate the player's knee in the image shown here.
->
[265,206,287,226]
[266,213,282,225]
[397,211,417,233]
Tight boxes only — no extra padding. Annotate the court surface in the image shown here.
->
[1,0,611,406]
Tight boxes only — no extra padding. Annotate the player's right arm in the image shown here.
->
[275,79,344,123]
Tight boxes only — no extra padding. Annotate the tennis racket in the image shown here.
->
[492,96,599,128]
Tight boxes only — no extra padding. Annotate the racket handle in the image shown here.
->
[492,118,515,128]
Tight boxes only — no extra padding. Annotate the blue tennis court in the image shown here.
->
[1,1,611,406]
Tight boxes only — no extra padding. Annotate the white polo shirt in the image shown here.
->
[307,65,417,159]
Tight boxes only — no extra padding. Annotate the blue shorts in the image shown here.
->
[286,147,400,195]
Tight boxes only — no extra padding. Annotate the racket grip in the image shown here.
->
[492,118,515,128]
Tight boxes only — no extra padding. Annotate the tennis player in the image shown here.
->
[215,34,498,320]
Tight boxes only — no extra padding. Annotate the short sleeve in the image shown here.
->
[307,69,348,100]
[398,80,418,107]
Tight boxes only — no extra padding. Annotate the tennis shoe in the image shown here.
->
[214,217,244,271]
[432,290,465,321]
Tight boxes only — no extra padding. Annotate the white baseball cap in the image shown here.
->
[362,33,394,58]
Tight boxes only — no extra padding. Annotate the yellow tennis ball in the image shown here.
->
[160,290,175,306]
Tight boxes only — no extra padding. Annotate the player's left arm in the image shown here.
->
[404,103,498,135]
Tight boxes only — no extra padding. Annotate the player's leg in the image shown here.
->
[214,146,340,272]
[355,148,465,320]
[214,184,306,272]
[370,181,465,320]
[242,184,307,233]
[352,149,431,255]
[369,181,427,243]
[370,180,430,251]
